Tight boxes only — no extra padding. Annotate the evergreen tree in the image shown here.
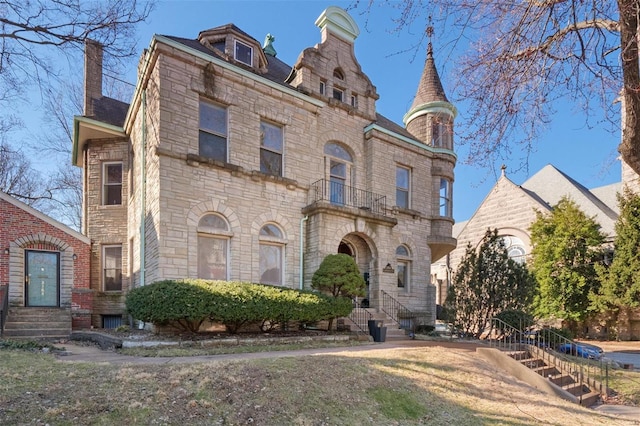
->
[529,197,606,329]
[447,229,535,338]
[593,188,640,325]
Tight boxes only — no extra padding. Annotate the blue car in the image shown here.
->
[556,342,603,360]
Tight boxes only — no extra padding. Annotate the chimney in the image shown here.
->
[84,39,103,117]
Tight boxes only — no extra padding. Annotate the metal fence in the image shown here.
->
[310,179,388,216]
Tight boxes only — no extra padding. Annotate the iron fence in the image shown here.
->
[310,179,388,216]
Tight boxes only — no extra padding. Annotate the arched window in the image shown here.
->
[197,213,231,280]
[396,245,411,290]
[324,142,353,205]
[259,223,286,286]
[333,68,345,80]
[501,235,526,264]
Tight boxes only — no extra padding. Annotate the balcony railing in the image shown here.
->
[310,179,388,216]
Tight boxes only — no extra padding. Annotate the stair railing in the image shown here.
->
[0,285,8,337]
[347,306,373,335]
[380,290,430,331]
[488,318,608,403]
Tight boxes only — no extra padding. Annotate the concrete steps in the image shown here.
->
[507,348,602,407]
[343,308,410,340]
[2,307,71,340]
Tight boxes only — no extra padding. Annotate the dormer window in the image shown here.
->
[333,87,344,102]
[234,40,253,66]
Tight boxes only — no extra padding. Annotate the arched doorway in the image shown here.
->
[338,233,375,308]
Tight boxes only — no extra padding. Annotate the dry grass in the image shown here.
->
[0,344,637,425]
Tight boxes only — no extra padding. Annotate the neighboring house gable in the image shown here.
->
[0,191,92,329]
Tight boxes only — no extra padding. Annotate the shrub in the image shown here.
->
[126,279,353,334]
[126,280,216,333]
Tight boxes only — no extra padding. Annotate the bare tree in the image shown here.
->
[0,0,152,225]
[361,1,640,175]
[0,140,49,205]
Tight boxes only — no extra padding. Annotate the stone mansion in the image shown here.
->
[71,6,457,328]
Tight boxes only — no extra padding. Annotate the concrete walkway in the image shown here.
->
[54,338,640,421]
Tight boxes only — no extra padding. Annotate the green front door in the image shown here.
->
[25,250,60,307]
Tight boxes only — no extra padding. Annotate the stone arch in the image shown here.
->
[251,212,292,242]
[8,234,75,308]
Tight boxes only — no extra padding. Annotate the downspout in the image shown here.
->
[299,215,309,290]
[139,89,147,288]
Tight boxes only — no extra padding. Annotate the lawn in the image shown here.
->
[1,342,637,425]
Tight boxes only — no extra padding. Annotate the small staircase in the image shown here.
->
[2,307,72,341]
[344,308,409,340]
[507,346,602,407]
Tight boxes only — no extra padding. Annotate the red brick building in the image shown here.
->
[0,190,92,334]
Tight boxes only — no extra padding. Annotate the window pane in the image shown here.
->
[260,122,283,152]
[235,41,252,66]
[260,224,282,238]
[397,263,407,288]
[104,246,122,291]
[330,160,346,178]
[199,131,227,161]
[198,236,227,280]
[440,179,451,217]
[396,246,409,256]
[333,88,343,101]
[330,177,345,205]
[104,184,122,205]
[198,214,228,231]
[260,244,282,285]
[396,189,408,208]
[324,143,352,161]
[396,167,409,189]
[106,164,122,184]
[260,149,282,176]
[199,102,227,135]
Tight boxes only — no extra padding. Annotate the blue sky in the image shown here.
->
[26,0,623,222]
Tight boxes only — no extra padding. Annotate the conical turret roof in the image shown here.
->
[410,43,448,109]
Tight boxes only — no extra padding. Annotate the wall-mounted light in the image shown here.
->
[3,248,9,255]
[383,263,394,273]
[72,253,78,261]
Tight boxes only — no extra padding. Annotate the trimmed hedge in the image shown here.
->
[125,279,353,333]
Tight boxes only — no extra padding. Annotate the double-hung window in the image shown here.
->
[439,178,452,217]
[199,100,228,162]
[396,166,410,209]
[197,214,231,280]
[260,121,283,177]
[259,224,286,286]
[103,245,122,291]
[103,162,122,205]
[396,245,411,290]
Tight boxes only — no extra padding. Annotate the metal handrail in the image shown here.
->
[380,290,430,330]
[0,285,8,337]
[347,306,373,334]
[310,179,388,216]
[487,318,608,403]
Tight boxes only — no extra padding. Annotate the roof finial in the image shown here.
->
[426,16,434,58]
[263,33,277,57]
[501,164,507,176]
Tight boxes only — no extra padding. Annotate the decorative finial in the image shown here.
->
[263,33,277,57]
[426,16,434,58]
[501,164,507,176]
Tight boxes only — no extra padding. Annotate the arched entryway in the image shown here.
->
[337,233,376,307]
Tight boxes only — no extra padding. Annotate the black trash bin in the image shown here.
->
[368,320,387,342]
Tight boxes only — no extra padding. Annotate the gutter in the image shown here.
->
[299,216,309,290]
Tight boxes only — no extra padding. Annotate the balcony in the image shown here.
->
[307,179,389,217]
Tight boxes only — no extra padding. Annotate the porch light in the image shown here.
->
[72,253,78,261]
[3,248,8,255]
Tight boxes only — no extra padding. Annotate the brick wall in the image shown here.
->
[0,196,92,328]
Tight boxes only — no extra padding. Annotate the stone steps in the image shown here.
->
[2,307,71,340]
